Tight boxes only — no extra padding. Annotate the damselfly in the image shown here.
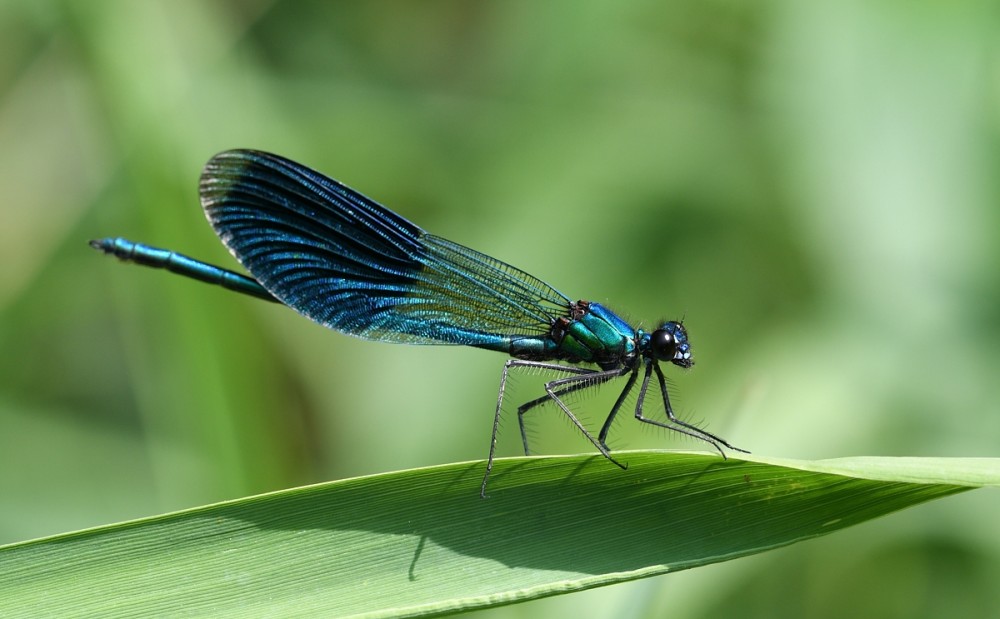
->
[91,150,746,496]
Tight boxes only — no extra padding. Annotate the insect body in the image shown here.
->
[92,150,745,496]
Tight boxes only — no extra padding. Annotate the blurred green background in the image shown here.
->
[2,1,999,617]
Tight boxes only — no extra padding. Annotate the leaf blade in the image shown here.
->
[2,452,995,618]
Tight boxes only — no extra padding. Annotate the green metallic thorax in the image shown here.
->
[504,300,637,370]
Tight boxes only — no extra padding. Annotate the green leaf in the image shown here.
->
[2,452,996,618]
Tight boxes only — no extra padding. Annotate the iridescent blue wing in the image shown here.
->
[199,150,571,347]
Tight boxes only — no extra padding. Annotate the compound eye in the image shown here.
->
[650,329,677,361]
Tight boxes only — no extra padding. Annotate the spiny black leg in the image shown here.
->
[597,367,640,451]
[482,360,601,498]
[632,361,748,456]
[517,379,596,455]
[542,368,630,468]
[636,362,722,453]
[652,362,748,454]
[516,368,623,456]
[630,364,716,452]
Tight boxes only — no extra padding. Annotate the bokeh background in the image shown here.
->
[2,1,999,617]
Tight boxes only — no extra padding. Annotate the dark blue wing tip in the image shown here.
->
[200,150,316,211]
[201,149,259,186]
[203,149,295,173]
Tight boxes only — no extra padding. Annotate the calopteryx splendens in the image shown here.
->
[91,150,746,496]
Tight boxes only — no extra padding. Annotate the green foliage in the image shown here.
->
[2,453,996,618]
[1,2,999,617]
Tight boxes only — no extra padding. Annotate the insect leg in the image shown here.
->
[482,360,622,498]
[633,362,749,456]
[597,366,640,452]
